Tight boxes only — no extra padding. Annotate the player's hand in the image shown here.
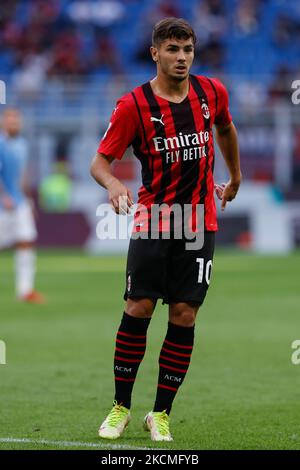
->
[107,180,134,214]
[2,195,15,210]
[214,179,241,211]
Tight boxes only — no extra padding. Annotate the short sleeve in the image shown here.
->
[211,78,232,127]
[97,97,138,160]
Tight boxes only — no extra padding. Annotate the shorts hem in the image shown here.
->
[162,297,205,305]
[124,292,206,306]
[124,292,164,301]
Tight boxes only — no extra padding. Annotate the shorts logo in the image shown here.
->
[201,102,210,119]
[127,274,131,293]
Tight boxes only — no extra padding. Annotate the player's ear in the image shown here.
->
[150,46,158,63]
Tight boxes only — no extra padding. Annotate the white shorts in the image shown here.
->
[0,200,37,249]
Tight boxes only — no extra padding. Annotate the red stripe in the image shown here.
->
[159,355,190,366]
[118,331,146,339]
[188,79,207,232]
[115,347,144,355]
[116,338,146,347]
[164,339,193,350]
[115,356,142,363]
[162,100,181,208]
[162,347,191,358]
[139,85,163,198]
[115,377,135,382]
[198,76,217,230]
[133,85,160,200]
[159,362,187,374]
[158,384,177,392]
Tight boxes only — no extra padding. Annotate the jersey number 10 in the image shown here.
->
[196,258,212,284]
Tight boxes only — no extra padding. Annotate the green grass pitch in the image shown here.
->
[0,249,299,450]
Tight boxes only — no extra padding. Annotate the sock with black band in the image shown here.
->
[153,321,195,415]
[114,312,151,409]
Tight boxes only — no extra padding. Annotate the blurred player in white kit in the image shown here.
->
[0,108,44,303]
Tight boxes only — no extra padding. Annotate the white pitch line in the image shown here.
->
[0,437,162,451]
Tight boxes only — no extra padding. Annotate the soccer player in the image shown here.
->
[91,18,241,441]
[0,108,44,303]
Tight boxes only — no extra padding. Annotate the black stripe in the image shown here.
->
[116,342,146,352]
[163,343,193,355]
[170,79,200,205]
[117,334,146,345]
[207,77,218,118]
[207,78,218,174]
[115,349,145,358]
[142,82,172,204]
[189,75,211,205]
[131,91,153,193]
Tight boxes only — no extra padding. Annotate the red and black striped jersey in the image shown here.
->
[98,74,232,231]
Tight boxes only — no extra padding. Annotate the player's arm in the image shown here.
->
[0,184,15,210]
[90,152,133,214]
[211,78,242,211]
[214,121,242,211]
[91,98,137,214]
[0,149,14,210]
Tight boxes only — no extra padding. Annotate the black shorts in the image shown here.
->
[124,231,215,305]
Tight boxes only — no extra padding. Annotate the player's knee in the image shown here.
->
[125,298,155,318]
[169,303,199,327]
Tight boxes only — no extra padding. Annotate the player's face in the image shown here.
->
[151,38,194,82]
[2,110,22,137]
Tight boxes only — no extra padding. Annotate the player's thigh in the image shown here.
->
[167,231,215,304]
[124,237,169,301]
[15,201,37,243]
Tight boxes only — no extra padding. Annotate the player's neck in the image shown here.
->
[150,74,190,103]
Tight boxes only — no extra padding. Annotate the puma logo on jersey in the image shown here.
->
[150,114,164,126]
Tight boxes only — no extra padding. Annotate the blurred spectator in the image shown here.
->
[67,0,125,27]
[47,27,85,77]
[272,14,297,48]
[39,162,72,213]
[0,0,300,84]
[92,32,124,75]
[235,0,262,36]
[135,0,182,63]
[268,65,295,103]
[12,54,50,99]
[192,0,227,70]
[192,0,227,44]
[233,80,267,114]
[196,39,225,71]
